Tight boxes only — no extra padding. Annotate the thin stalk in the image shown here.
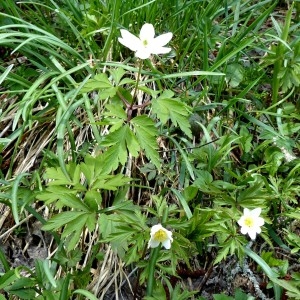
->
[132,59,143,101]
[146,246,161,296]
[144,59,163,90]
[146,207,169,296]
[83,94,102,144]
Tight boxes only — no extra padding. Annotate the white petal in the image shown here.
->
[150,224,163,235]
[251,208,262,217]
[240,226,248,235]
[256,217,265,226]
[148,239,160,248]
[139,23,155,41]
[248,229,257,240]
[135,48,152,59]
[151,46,172,55]
[118,29,141,51]
[161,239,171,249]
[254,226,262,234]
[166,231,173,241]
[237,216,245,226]
[243,208,250,215]
[153,32,173,47]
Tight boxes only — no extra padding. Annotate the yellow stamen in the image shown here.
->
[153,229,167,242]
[244,217,254,227]
[143,40,148,46]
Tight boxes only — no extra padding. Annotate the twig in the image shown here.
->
[0,205,46,240]
[158,138,220,153]
[197,262,214,293]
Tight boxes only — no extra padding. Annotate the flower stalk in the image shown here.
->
[146,245,161,296]
[146,209,171,296]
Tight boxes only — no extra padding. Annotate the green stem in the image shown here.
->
[144,59,163,90]
[146,209,169,296]
[146,245,161,296]
[132,59,143,102]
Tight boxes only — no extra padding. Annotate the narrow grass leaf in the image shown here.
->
[42,260,57,288]
[73,289,98,300]
[59,274,71,300]
[0,64,14,85]
[244,247,282,300]
[0,247,10,272]
[170,188,192,219]
[167,136,194,180]
[11,173,30,225]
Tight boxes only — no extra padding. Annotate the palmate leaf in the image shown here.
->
[80,73,112,91]
[42,211,96,252]
[42,211,88,231]
[93,173,131,190]
[131,115,160,169]
[44,163,81,186]
[101,124,140,172]
[152,90,192,138]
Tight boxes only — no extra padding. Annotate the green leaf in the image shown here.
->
[99,87,119,100]
[85,213,97,232]
[80,155,106,186]
[6,277,35,290]
[37,186,77,205]
[239,126,253,153]
[55,212,96,251]
[42,260,57,288]
[244,247,283,300]
[61,213,89,238]
[116,86,134,104]
[170,188,192,219]
[109,67,126,85]
[152,90,192,138]
[42,211,87,231]
[214,243,230,265]
[59,194,90,211]
[264,146,284,176]
[44,163,80,186]
[73,289,98,300]
[80,73,113,93]
[131,115,160,169]
[9,288,36,299]
[84,190,102,211]
[226,63,244,88]
[93,173,131,190]
[101,124,140,172]
[0,270,18,289]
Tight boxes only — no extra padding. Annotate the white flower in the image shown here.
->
[148,224,173,249]
[118,23,173,59]
[238,208,265,240]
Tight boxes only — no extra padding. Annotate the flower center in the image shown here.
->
[142,39,148,46]
[244,217,254,227]
[153,229,167,242]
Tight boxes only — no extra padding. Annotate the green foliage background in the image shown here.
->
[0,0,300,299]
